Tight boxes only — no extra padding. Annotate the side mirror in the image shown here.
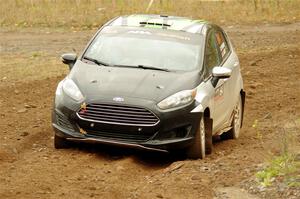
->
[212,67,232,78]
[61,53,77,69]
[211,67,232,87]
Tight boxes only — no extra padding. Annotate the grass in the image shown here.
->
[256,153,299,187]
[254,118,300,188]
[0,53,68,84]
[0,0,300,30]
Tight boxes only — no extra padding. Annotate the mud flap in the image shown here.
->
[240,90,246,128]
[204,117,213,155]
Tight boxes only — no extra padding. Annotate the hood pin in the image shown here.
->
[90,80,97,83]
[156,85,164,89]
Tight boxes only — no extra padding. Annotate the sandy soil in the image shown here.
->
[0,23,299,199]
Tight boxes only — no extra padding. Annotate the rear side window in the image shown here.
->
[215,30,230,60]
[204,30,221,74]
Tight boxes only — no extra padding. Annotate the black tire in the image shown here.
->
[221,95,242,140]
[204,117,213,155]
[220,130,234,140]
[187,115,206,159]
[54,134,70,149]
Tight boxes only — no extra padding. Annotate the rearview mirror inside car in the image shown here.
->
[61,53,77,70]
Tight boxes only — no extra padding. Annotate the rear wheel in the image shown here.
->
[187,116,206,159]
[221,95,242,139]
[54,134,70,149]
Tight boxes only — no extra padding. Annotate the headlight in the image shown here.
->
[157,89,196,110]
[55,80,64,106]
[62,78,84,101]
[55,80,63,96]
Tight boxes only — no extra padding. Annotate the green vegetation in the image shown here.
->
[256,154,299,187]
[1,0,300,30]
[254,118,300,188]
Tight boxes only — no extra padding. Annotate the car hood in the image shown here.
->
[69,60,202,102]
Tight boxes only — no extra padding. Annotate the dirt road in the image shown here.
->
[0,23,299,199]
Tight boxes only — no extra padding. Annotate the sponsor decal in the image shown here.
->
[156,33,190,41]
[113,97,124,102]
[214,85,224,101]
[128,30,152,35]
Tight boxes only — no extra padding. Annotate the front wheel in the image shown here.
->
[187,116,206,159]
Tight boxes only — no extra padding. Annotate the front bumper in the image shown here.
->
[52,96,201,152]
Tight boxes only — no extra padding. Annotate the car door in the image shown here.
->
[202,28,223,132]
[213,28,238,132]
[203,28,232,133]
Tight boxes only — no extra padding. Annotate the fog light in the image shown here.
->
[155,125,192,140]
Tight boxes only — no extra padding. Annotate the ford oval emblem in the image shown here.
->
[113,97,124,102]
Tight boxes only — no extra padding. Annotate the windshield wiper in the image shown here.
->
[82,56,110,66]
[138,65,170,72]
[82,58,170,72]
[113,64,170,72]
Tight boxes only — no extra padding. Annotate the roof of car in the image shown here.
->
[108,14,208,34]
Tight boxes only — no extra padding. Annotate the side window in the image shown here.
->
[204,30,221,75]
[215,30,230,60]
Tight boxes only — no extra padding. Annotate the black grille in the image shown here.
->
[85,129,153,143]
[77,103,159,126]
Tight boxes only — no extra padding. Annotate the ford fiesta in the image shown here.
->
[52,14,245,159]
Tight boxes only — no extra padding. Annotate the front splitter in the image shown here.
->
[66,137,169,153]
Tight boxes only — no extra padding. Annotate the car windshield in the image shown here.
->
[84,28,202,71]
